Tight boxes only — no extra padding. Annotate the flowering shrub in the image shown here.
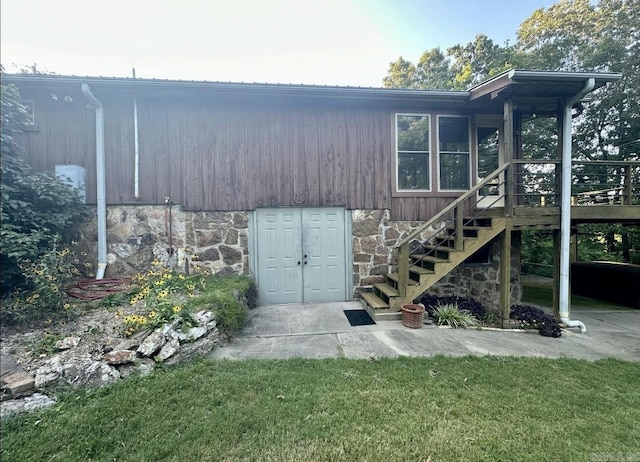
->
[119,262,205,336]
[0,240,82,325]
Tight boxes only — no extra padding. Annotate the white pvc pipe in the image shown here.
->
[133,97,140,199]
[81,83,108,280]
[559,78,595,333]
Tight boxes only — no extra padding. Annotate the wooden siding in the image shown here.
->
[14,82,473,221]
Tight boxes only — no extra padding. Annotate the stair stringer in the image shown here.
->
[390,218,507,310]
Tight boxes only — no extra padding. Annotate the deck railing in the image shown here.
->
[393,159,639,299]
[394,164,509,297]
[513,159,640,207]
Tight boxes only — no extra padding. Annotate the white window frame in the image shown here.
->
[395,113,431,192]
[437,115,471,192]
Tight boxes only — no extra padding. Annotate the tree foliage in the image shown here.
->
[0,79,89,291]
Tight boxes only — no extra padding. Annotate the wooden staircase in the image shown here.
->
[361,217,507,320]
[362,164,510,321]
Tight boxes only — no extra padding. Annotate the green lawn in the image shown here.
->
[2,357,639,461]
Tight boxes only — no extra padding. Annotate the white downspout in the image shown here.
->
[559,78,595,333]
[133,97,140,199]
[81,83,108,280]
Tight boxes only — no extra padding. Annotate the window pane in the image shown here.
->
[397,115,429,151]
[439,117,468,152]
[477,127,500,196]
[398,152,430,190]
[440,153,469,190]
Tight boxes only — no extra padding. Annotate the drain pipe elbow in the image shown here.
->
[560,316,586,334]
[81,83,108,280]
[559,78,595,334]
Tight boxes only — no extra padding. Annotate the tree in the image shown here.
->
[383,35,512,90]
[0,75,89,291]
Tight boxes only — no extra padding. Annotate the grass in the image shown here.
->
[2,356,639,461]
[522,281,632,311]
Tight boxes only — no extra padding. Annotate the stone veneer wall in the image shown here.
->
[79,206,249,278]
[351,209,521,312]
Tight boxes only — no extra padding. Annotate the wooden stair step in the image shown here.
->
[374,283,399,298]
[387,273,419,285]
[422,244,460,253]
[361,292,389,310]
[409,265,435,275]
[412,255,450,264]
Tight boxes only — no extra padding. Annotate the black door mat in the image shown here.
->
[343,309,376,326]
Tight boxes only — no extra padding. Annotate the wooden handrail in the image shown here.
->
[394,163,510,249]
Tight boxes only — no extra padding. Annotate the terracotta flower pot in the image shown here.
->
[401,303,425,329]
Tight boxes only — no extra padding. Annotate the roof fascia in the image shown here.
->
[2,74,470,104]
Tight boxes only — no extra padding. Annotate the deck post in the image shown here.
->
[499,229,512,326]
[454,205,464,250]
[398,243,408,298]
[624,164,633,205]
[503,99,514,215]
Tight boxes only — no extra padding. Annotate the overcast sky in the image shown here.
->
[1,0,559,87]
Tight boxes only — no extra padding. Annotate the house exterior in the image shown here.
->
[5,70,635,321]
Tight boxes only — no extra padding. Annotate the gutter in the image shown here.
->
[559,77,595,333]
[81,83,108,280]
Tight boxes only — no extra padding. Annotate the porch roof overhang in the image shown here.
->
[468,69,622,115]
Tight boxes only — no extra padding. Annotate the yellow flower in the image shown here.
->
[151,260,161,266]
[172,306,182,313]
[63,303,71,309]
[186,284,196,291]
[32,294,40,300]
[155,280,163,286]
[178,274,186,280]
[158,289,169,299]
[149,310,157,318]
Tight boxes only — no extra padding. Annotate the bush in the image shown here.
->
[417,294,486,319]
[510,304,562,338]
[1,81,89,292]
[432,303,478,328]
[0,240,82,326]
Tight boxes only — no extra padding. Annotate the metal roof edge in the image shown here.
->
[1,73,471,101]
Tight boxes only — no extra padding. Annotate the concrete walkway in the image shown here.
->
[209,302,640,362]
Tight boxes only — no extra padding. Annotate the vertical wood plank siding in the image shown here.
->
[14,84,465,221]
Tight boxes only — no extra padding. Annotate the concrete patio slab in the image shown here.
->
[209,301,640,362]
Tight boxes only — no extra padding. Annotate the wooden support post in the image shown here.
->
[397,243,409,298]
[624,164,632,205]
[552,229,561,320]
[503,100,514,215]
[454,205,464,251]
[500,229,512,326]
[570,230,578,263]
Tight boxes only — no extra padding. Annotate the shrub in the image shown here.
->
[119,266,254,337]
[510,304,562,338]
[0,240,82,326]
[417,294,486,319]
[1,81,89,292]
[121,263,202,336]
[432,303,478,328]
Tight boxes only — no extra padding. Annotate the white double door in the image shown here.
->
[256,207,348,304]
